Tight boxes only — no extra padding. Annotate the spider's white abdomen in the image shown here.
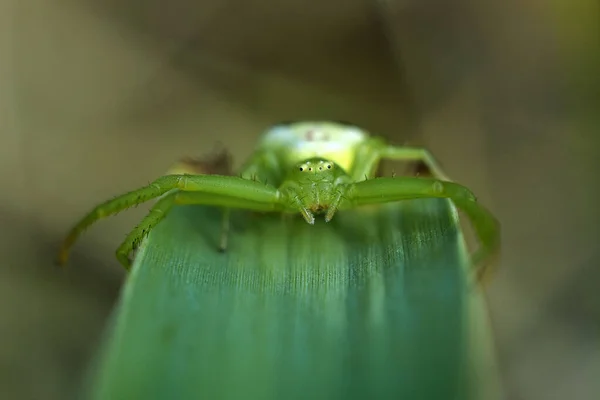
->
[259,121,368,172]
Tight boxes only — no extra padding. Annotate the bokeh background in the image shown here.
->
[1,0,598,399]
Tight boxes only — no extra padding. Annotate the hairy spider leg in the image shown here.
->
[57,174,282,267]
[115,191,273,269]
[340,177,500,280]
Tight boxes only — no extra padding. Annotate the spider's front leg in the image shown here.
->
[58,174,283,269]
[341,177,500,280]
[115,191,277,268]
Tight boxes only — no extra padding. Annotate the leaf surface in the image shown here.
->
[87,199,502,400]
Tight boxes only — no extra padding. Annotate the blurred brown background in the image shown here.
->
[1,0,598,399]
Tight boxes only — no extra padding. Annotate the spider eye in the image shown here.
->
[299,167,304,171]
[327,164,332,169]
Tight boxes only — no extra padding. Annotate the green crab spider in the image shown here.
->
[57,121,500,280]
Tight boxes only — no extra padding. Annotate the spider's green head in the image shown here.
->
[284,158,349,215]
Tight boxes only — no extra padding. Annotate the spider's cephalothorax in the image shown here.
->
[58,120,500,282]
[278,157,352,223]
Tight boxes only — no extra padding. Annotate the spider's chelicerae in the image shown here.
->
[58,121,500,279]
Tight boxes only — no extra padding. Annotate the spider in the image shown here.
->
[57,121,500,279]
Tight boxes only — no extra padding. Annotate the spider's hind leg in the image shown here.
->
[379,144,451,181]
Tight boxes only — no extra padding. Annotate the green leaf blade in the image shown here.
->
[88,199,500,400]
